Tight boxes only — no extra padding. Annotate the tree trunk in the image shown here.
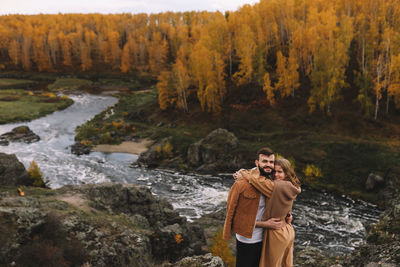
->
[361,37,366,73]
[229,34,232,77]
[327,95,331,114]
[386,92,390,114]
[374,94,379,120]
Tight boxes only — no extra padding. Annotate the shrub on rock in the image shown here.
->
[28,160,46,187]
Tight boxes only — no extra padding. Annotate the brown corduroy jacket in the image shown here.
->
[223,168,274,240]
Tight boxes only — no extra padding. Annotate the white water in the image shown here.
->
[0,94,381,255]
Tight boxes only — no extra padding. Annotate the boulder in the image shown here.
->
[0,206,47,263]
[0,153,31,186]
[394,204,400,219]
[193,209,238,257]
[294,246,339,266]
[0,139,8,146]
[70,142,92,155]
[187,128,243,172]
[0,126,40,145]
[137,137,173,168]
[187,128,239,166]
[163,253,224,267]
[187,142,201,166]
[365,173,385,191]
[202,128,239,150]
[137,129,244,172]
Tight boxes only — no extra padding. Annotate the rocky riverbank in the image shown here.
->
[0,182,226,266]
[339,168,400,267]
[1,150,399,266]
[0,152,225,266]
[292,168,400,267]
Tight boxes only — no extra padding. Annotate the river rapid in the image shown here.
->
[0,94,381,255]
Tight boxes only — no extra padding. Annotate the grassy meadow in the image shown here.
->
[0,88,73,124]
[0,78,35,86]
[47,78,93,91]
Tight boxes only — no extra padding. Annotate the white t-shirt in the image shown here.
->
[236,194,266,243]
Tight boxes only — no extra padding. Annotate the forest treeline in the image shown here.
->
[1,0,400,119]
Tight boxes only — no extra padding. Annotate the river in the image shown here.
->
[0,94,381,255]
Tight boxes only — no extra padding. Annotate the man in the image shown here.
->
[223,147,291,267]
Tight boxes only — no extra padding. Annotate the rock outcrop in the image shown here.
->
[365,173,385,191]
[79,183,206,261]
[187,128,244,172]
[137,137,173,168]
[0,182,212,266]
[70,142,92,155]
[0,126,40,145]
[137,129,245,173]
[0,153,31,186]
[162,253,224,267]
[293,246,339,266]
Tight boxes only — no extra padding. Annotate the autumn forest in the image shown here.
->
[1,0,400,119]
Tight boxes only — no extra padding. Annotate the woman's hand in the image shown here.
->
[285,212,293,224]
[233,169,245,180]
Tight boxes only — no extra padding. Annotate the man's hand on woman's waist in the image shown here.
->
[255,218,285,230]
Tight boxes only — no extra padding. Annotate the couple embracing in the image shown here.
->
[223,148,301,267]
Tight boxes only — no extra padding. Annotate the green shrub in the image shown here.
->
[162,141,174,158]
[303,164,323,183]
[155,141,174,159]
[15,126,29,134]
[99,132,113,144]
[75,123,99,141]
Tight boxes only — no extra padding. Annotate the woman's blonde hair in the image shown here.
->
[275,158,301,187]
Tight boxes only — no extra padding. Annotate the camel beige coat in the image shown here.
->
[241,169,301,267]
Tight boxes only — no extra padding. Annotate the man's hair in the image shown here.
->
[256,147,274,160]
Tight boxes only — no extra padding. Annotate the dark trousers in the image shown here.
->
[236,239,263,267]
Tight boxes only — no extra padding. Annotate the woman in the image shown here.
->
[238,158,301,267]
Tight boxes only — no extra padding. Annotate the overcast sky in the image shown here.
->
[0,0,259,15]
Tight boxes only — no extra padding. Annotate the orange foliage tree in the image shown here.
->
[1,0,400,117]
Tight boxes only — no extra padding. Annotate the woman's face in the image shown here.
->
[274,165,286,180]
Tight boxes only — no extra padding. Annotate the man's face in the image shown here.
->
[255,154,275,177]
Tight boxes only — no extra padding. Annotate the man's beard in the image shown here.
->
[258,166,274,179]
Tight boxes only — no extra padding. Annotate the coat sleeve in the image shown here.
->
[223,181,241,240]
[246,174,274,199]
